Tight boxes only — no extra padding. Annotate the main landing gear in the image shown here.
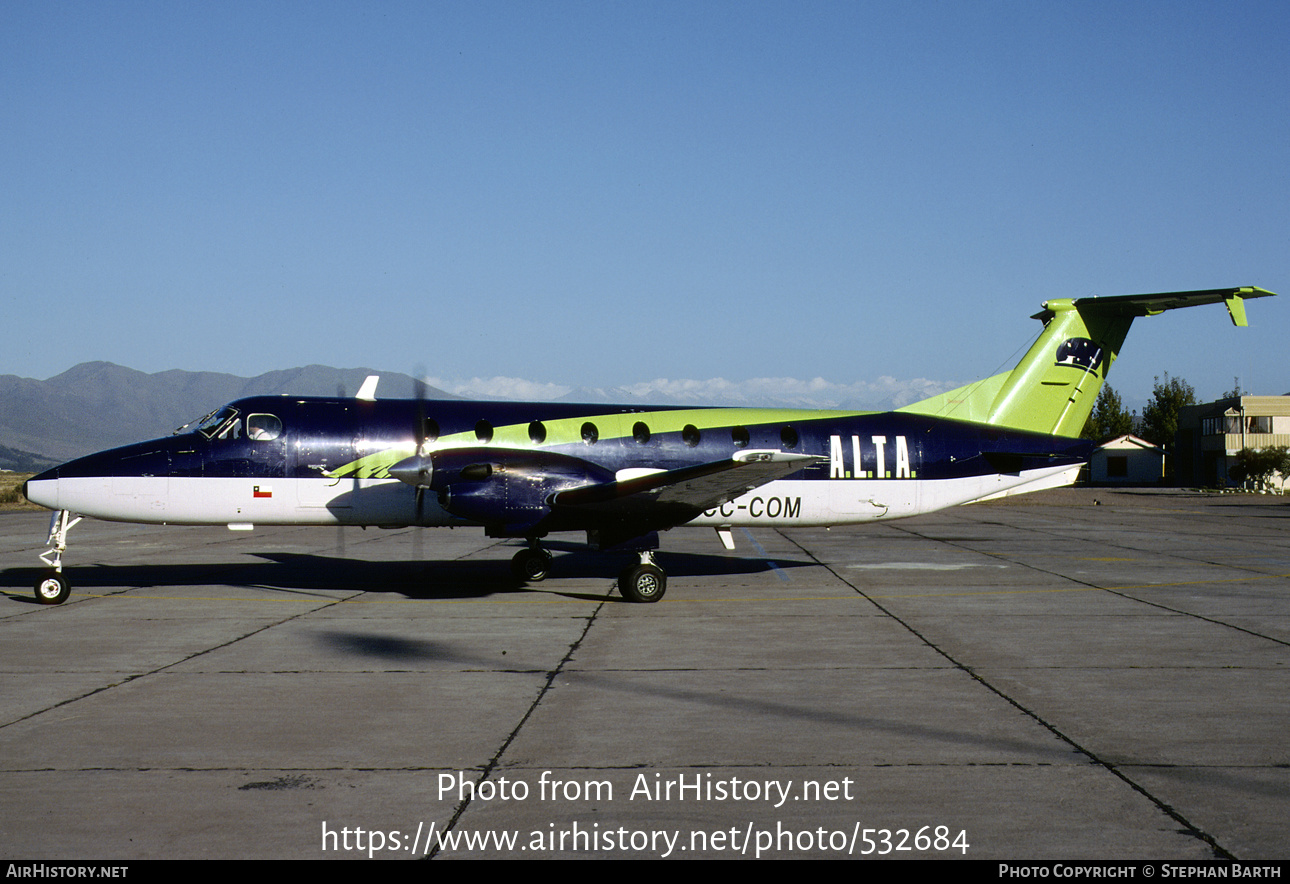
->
[618,551,666,603]
[510,541,668,603]
[34,510,81,605]
[510,541,553,583]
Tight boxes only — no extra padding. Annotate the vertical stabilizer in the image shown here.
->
[899,287,1274,437]
[978,298,1131,437]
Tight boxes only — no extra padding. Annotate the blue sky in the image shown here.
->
[4,1,1287,409]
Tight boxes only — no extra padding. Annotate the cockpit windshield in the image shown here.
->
[173,406,242,440]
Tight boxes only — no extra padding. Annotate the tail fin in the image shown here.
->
[899,287,1275,437]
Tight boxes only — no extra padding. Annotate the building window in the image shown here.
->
[1107,456,1128,478]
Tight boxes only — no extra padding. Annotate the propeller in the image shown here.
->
[413,371,429,525]
[335,381,347,559]
[412,367,429,568]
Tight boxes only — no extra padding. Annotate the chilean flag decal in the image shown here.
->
[253,485,273,499]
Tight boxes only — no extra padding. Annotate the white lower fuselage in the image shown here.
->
[26,463,1081,530]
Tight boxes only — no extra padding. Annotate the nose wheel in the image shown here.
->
[35,573,70,605]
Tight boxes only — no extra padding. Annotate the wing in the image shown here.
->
[551,449,820,527]
[390,445,820,546]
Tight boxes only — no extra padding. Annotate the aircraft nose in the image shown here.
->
[23,467,60,509]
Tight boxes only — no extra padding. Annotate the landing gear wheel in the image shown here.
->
[511,547,553,582]
[618,563,666,603]
[35,572,70,606]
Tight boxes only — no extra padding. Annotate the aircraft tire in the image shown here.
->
[511,548,552,582]
[35,572,70,606]
[618,563,666,603]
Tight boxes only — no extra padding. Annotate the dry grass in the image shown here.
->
[0,472,41,511]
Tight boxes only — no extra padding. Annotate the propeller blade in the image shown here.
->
[413,367,428,525]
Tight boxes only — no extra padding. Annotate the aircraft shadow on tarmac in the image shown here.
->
[315,629,1077,761]
[1213,502,1290,517]
[0,544,812,604]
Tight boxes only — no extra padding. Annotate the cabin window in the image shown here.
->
[682,424,701,447]
[633,421,651,445]
[422,418,440,442]
[780,425,799,450]
[529,421,547,444]
[582,422,599,444]
[247,414,282,441]
[731,426,749,448]
[475,420,493,443]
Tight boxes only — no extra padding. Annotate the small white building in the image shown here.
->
[1089,435,1165,485]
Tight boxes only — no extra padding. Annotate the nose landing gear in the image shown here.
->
[34,510,81,605]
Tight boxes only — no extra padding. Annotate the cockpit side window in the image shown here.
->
[247,413,283,441]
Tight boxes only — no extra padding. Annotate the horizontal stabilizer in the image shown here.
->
[1048,286,1274,326]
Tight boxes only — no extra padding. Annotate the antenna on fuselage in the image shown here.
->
[356,376,379,401]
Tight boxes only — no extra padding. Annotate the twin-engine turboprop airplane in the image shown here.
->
[23,287,1274,605]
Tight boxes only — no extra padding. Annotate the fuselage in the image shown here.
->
[25,395,1093,533]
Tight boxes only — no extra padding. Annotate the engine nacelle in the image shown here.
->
[393,447,614,535]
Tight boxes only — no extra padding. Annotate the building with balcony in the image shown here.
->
[1176,395,1290,489]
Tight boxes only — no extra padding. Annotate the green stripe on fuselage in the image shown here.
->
[328,405,872,479]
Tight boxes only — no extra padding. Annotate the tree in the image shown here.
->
[1139,373,1196,450]
[1229,447,1290,491]
[1083,384,1135,443]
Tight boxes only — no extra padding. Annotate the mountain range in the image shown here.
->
[0,362,454,471]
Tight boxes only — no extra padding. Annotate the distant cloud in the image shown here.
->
[423,375,960,410]
[423,376,572,402]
